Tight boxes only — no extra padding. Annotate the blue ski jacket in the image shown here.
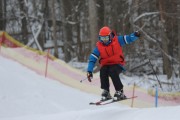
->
[87,32,140,73]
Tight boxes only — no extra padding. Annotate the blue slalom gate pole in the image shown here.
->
[155,85,158,107]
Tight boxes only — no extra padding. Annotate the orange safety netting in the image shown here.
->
[0,31,93,99]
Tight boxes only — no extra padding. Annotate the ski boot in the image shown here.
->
[113,90,127,101]
[101,90,112,101]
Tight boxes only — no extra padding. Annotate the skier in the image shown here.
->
[87,26,140,101]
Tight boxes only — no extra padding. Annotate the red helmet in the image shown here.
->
[99,26,112,45]
[99,26,111,36]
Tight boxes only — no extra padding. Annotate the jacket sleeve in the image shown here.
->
[118,32,140,46]
[87,47,100,72]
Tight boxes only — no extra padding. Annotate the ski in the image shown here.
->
[89,96,137,106]
[89,98,113,105]
[99,96,137,105]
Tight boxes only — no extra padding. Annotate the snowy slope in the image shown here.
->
[0,56,180,120]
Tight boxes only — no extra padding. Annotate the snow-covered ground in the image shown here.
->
[0,55,180,120]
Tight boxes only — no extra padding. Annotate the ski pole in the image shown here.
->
[80,78,88,83]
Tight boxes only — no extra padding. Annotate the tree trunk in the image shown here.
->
[103,0,110,26]
[59,0,71,62]
[159,0,172,79]
[51,0,58,58]
[97,0,104,29]
[0,0,6,30]
[77,21,83,61]
[178,1,180,78]
[88,0,98,50]
[74,7,83,62]
[18,0,28,44]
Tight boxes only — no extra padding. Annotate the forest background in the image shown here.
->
[0,0,180,80]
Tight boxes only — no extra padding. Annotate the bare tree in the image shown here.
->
[18,0,28,44]
[51,0,58,58]
[88,0,98,49]
[178,1,180,77]
[59,0,71,62]
[159,0,172,79]
[0,0,6,30]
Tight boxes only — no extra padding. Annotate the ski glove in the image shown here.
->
[134,31,141,37]
[87,71,93,82]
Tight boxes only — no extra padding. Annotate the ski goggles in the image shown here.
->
[99,36,110,43]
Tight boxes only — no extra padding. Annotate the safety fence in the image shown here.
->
[0,31,95,93]
[0,31,180,108]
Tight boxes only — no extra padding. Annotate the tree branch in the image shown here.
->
[133,12,159,23]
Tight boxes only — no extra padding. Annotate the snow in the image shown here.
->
[0,55,180,120]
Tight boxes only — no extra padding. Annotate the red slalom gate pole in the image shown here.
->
[0,42,1,53]
[131,83,136,107]
[45,49,50,78]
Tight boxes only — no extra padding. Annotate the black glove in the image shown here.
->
[134,31,141,37]
[87,71,93,82]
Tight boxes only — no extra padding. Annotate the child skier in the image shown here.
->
[87,26,140,101]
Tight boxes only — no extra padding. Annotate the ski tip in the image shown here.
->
[89,102,101,105]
